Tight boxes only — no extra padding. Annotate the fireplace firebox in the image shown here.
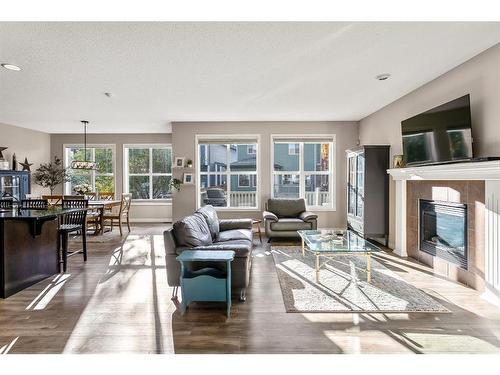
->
[419,199,468,269]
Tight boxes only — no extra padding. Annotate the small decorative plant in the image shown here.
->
[185,159,193,168]
[33,156,70,195]
[73,183,92,195]
[168,178,183,192]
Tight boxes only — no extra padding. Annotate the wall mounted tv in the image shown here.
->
[401,94,473,166]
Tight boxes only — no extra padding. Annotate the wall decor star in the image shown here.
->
[20,157,33,171]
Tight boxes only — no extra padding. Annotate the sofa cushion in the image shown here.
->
[270,218,313,231]
[172,213,213,247]
[196,205,220,240]
[267,198,306,218]
[217,229,253,243]
[176,239,252,258]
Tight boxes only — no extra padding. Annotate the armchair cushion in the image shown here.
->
[219,218,252,231]
[267,198,306,218]
[173,213,213,247]
[299,211,318,222]
[270,218,313,231]
[263,210,278,222]
[196,205,220,240]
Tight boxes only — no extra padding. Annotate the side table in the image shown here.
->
[252,219,262,243]
[176,250,235,317]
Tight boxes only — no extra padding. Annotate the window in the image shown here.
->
[272,136,335,209]
[197,137,259,209]
[124,145,172,200]
[288,143,299,155]
[64,145,115,194]
[247,144,257,155]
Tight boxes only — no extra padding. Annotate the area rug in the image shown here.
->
[271,246,450,313]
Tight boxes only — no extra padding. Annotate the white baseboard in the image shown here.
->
[129,218,172,223]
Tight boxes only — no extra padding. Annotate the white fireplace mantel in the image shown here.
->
[387,160,500,181]
[387,160,500,259]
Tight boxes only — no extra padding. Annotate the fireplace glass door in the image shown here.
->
[419,199,468,269]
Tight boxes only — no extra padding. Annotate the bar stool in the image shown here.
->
[59,199,88,272]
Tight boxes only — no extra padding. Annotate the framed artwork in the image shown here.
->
[183,173,194,184]
[174,157,185,168]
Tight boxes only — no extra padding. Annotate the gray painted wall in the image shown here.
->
[50,133,173,222]
[0,122,51,195]
[171,121,359,227]
[359,43,500,249]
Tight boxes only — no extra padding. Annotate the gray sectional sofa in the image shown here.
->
[163,205,253,301]
[263,198,318,241]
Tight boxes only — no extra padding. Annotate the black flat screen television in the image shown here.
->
[401,94,473,166]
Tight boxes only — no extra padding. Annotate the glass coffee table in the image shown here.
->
[297,229,381,283]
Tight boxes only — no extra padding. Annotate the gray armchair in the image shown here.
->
[263,198,318,242]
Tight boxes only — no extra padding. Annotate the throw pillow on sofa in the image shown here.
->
[173,213,213,247]
[196,205,220,240]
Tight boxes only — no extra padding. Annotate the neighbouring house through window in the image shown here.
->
[197,137,259,209]
[272,136,335,209]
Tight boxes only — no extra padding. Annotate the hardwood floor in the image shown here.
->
[1,224,500,354]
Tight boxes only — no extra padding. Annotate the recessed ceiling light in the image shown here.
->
[376,73,391,81]
[1,63,21,71]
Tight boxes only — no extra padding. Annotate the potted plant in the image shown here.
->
[168,178,183,192]
[73,183,92,195]
[33,156,70,195]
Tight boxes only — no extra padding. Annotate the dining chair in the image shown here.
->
[102,194,132,236]
[85,192,97,201]
[25,194,41,199]
[42,195,63,205]
[0,199,13,209]
[59,199,88,272]
[98,192,115,200]
[20,199,49,210]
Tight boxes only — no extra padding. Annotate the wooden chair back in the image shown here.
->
[119,194,132,215]
[99,192,115,200]
[84,192,97,201]
[20,199,48,210]
[61,199,88,227]
[42,195,63,205]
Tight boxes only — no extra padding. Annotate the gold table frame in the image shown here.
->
[300,233,376,284]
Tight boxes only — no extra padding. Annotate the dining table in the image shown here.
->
[88,200,122,235]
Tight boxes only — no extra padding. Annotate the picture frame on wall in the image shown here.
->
[183,173,194,184]
[174,157,185,168]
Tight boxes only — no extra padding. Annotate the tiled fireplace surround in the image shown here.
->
[406,180,485,289]
[388,161,500,297]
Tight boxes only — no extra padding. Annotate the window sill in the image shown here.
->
[132,200,172,206]
[207,207,261,212]
[306,207,337,212]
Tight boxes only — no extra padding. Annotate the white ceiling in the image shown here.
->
[1,22,500,134]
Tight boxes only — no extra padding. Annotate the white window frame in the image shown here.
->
[195,134,261,211]
[63,144,116,195]
[271,134,336,211]
[123,144,173,202]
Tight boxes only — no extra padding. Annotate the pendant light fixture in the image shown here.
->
[71,120,97,170]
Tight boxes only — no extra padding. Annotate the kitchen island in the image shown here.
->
[0,207,82,298]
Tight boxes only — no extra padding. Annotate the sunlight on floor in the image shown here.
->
[25,274,71,311]
[62,234,176,353]
[0,337,19,354]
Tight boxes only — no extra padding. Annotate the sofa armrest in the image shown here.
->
[219,218,253,231]
[263,210,278,223]
[299,211,318,222]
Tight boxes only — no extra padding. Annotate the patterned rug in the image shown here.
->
[271,246,450,313]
